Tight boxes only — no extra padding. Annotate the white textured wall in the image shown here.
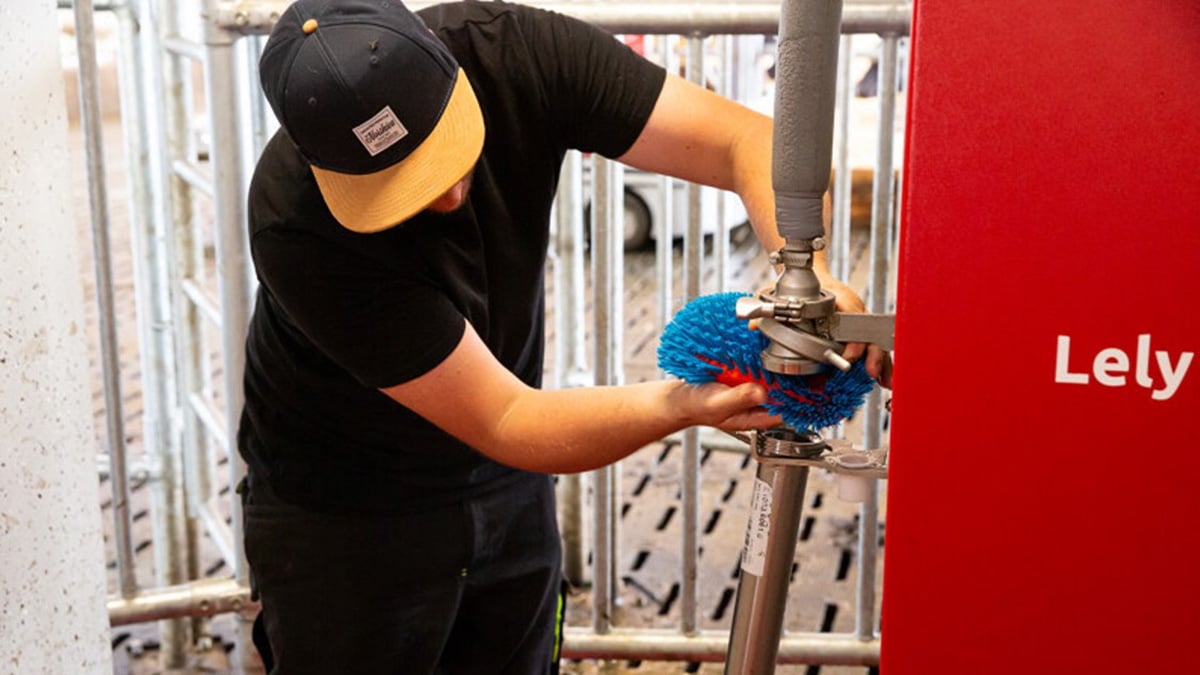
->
[0,1,114,673]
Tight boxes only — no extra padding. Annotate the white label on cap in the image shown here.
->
[353,106,408,156]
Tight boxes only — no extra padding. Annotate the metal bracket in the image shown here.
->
[829,312,895,350]
[727,428,888,480]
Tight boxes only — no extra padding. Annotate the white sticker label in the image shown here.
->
[352,106,408,156]
[740,477,773,577]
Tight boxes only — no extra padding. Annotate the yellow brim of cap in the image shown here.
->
[311,69,485,234]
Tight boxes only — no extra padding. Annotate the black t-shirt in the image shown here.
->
[240,2,666,513]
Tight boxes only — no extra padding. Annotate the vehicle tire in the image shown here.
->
[583,189,654,252]
[622,189,652,251]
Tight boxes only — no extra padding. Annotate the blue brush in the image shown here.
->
[657,292,875,432]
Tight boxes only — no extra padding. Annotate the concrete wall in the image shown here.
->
[0,1,114,672]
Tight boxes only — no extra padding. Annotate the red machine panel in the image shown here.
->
[883,2,1200,672]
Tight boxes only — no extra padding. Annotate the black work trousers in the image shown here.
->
[243,471,563,675]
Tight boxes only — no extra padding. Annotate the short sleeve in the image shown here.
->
[251,227,466,389]
[517,6,667,158]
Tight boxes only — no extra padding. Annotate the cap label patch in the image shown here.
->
[353,106,408,156]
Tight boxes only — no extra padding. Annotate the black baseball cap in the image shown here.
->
[259,0,485,233]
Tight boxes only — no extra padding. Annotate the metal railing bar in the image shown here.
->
[159,1,218,647]
[108,577,252,626]
[550,151,590,389]
[106,583,884,666]
[214,1,911,37]
[181,278,224,328]
[200,35,255,583]
[680,33,706,637]
[552,151,591,586]
[832,35,854,282]
[171,158,214,197]
[162,35,206,62]
[662,428,751,454]
[653,36,675,344]
[57,0,124,11]
[714,36,732,292]
[195,498,237,567]
[562,628,879,665]
[590,155,623,634]
[188,392,230,452]
[855,33,901,642]
[97,454,153,482]
[110,0,193,662]
[74,0,139,599]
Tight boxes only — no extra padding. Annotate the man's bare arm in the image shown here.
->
[380,321,779,474]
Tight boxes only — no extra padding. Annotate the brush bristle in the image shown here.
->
[657,292,875,432]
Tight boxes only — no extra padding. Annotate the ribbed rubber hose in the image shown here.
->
[772,0,843,241]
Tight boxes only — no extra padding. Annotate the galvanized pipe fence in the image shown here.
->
[68,0,908,668]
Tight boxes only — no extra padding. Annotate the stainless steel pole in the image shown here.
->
[855,33,899,642]
[680,33,706,636]
[201,2,256,669]
[554,151,590,586]
[561,151,590,386]
[592,462,614,634]
[157,0,211,644]
[201,5,252,586]
[560,472,588,586]
[724,461,812,672]
[73,0,138,600]
[832,35,854,282]
[655,36,675,338]
[714,35,732,292]
[591,155,623,633]
[112,0,192,663]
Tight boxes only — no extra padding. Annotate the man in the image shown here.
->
[241,0,888,673]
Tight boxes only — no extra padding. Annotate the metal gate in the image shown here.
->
[68,0,910,670]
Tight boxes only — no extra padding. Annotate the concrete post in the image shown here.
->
[0,2,115,673]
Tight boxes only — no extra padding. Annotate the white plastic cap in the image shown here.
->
[832,451,875,503]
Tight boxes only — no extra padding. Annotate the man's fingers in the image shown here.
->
[694,382,781,431]
[824,279,867,314]
[842,341,867,362]
[720,408,782,431]
[841,342,892,388]
[729,382,769,408]
[698,382,766,411]
[866,345,893,389]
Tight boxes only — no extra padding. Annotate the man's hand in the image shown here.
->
[679,382,783,432]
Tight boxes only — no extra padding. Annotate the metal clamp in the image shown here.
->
[736,289,837,322]
[758,318,851,372]
[728,428,888,480]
